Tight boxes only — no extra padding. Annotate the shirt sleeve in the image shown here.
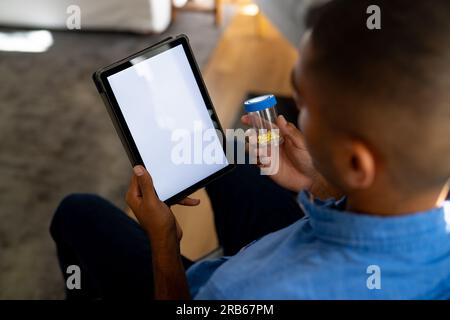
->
[193,280,226,300]
[187,257,230,298]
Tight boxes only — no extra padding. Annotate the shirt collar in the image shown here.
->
[298,191,450,253]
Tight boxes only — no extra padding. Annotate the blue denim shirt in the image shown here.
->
[187,191,450,299]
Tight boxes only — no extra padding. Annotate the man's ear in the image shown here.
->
[335,139,376,190]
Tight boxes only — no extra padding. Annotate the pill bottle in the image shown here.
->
[244,94,283,145]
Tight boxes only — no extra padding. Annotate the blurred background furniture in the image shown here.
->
[256,0,329,45]
[177,0,224,26]
[0,0,173,33]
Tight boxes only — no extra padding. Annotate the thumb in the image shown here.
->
[276,115,305,149]
[133,165,159,204]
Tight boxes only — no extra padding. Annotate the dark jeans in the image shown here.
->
[50,164,304,299]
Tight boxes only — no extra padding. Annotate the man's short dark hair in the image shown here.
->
[304,0,450,191]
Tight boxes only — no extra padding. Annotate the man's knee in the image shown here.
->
[50,193,106,241]
[206,164,259,197]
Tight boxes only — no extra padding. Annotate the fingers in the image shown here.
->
[247,139,273,168]
[245,126,276,167]
[276,115,305,149]
[126,174,141,209]
[177,197,201,206]
[133,165,160,206]
[241,115,251,126]
[127,174,141,198]
[244,128,255,148]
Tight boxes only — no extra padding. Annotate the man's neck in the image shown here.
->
[345,184,449,216]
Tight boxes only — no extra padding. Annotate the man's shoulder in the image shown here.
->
[197,218,360,299]
[197,215,450,299]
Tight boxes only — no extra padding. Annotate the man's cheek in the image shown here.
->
[310,143,334,183]
[304,123,331,176]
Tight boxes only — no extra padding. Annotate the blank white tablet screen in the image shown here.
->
[107,44,228,201]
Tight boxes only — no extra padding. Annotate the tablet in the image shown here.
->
[93,35,234,205]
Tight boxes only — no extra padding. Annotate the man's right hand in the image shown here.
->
[242,114,341,199]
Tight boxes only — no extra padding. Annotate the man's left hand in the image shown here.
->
[126,165,185,245]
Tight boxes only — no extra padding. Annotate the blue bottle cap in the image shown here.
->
[244,94,277,112]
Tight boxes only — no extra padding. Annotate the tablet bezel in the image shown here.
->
[93,34,235,205]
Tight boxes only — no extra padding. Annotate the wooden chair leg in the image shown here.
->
[215,0,223,26]
[171,4,178,23]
